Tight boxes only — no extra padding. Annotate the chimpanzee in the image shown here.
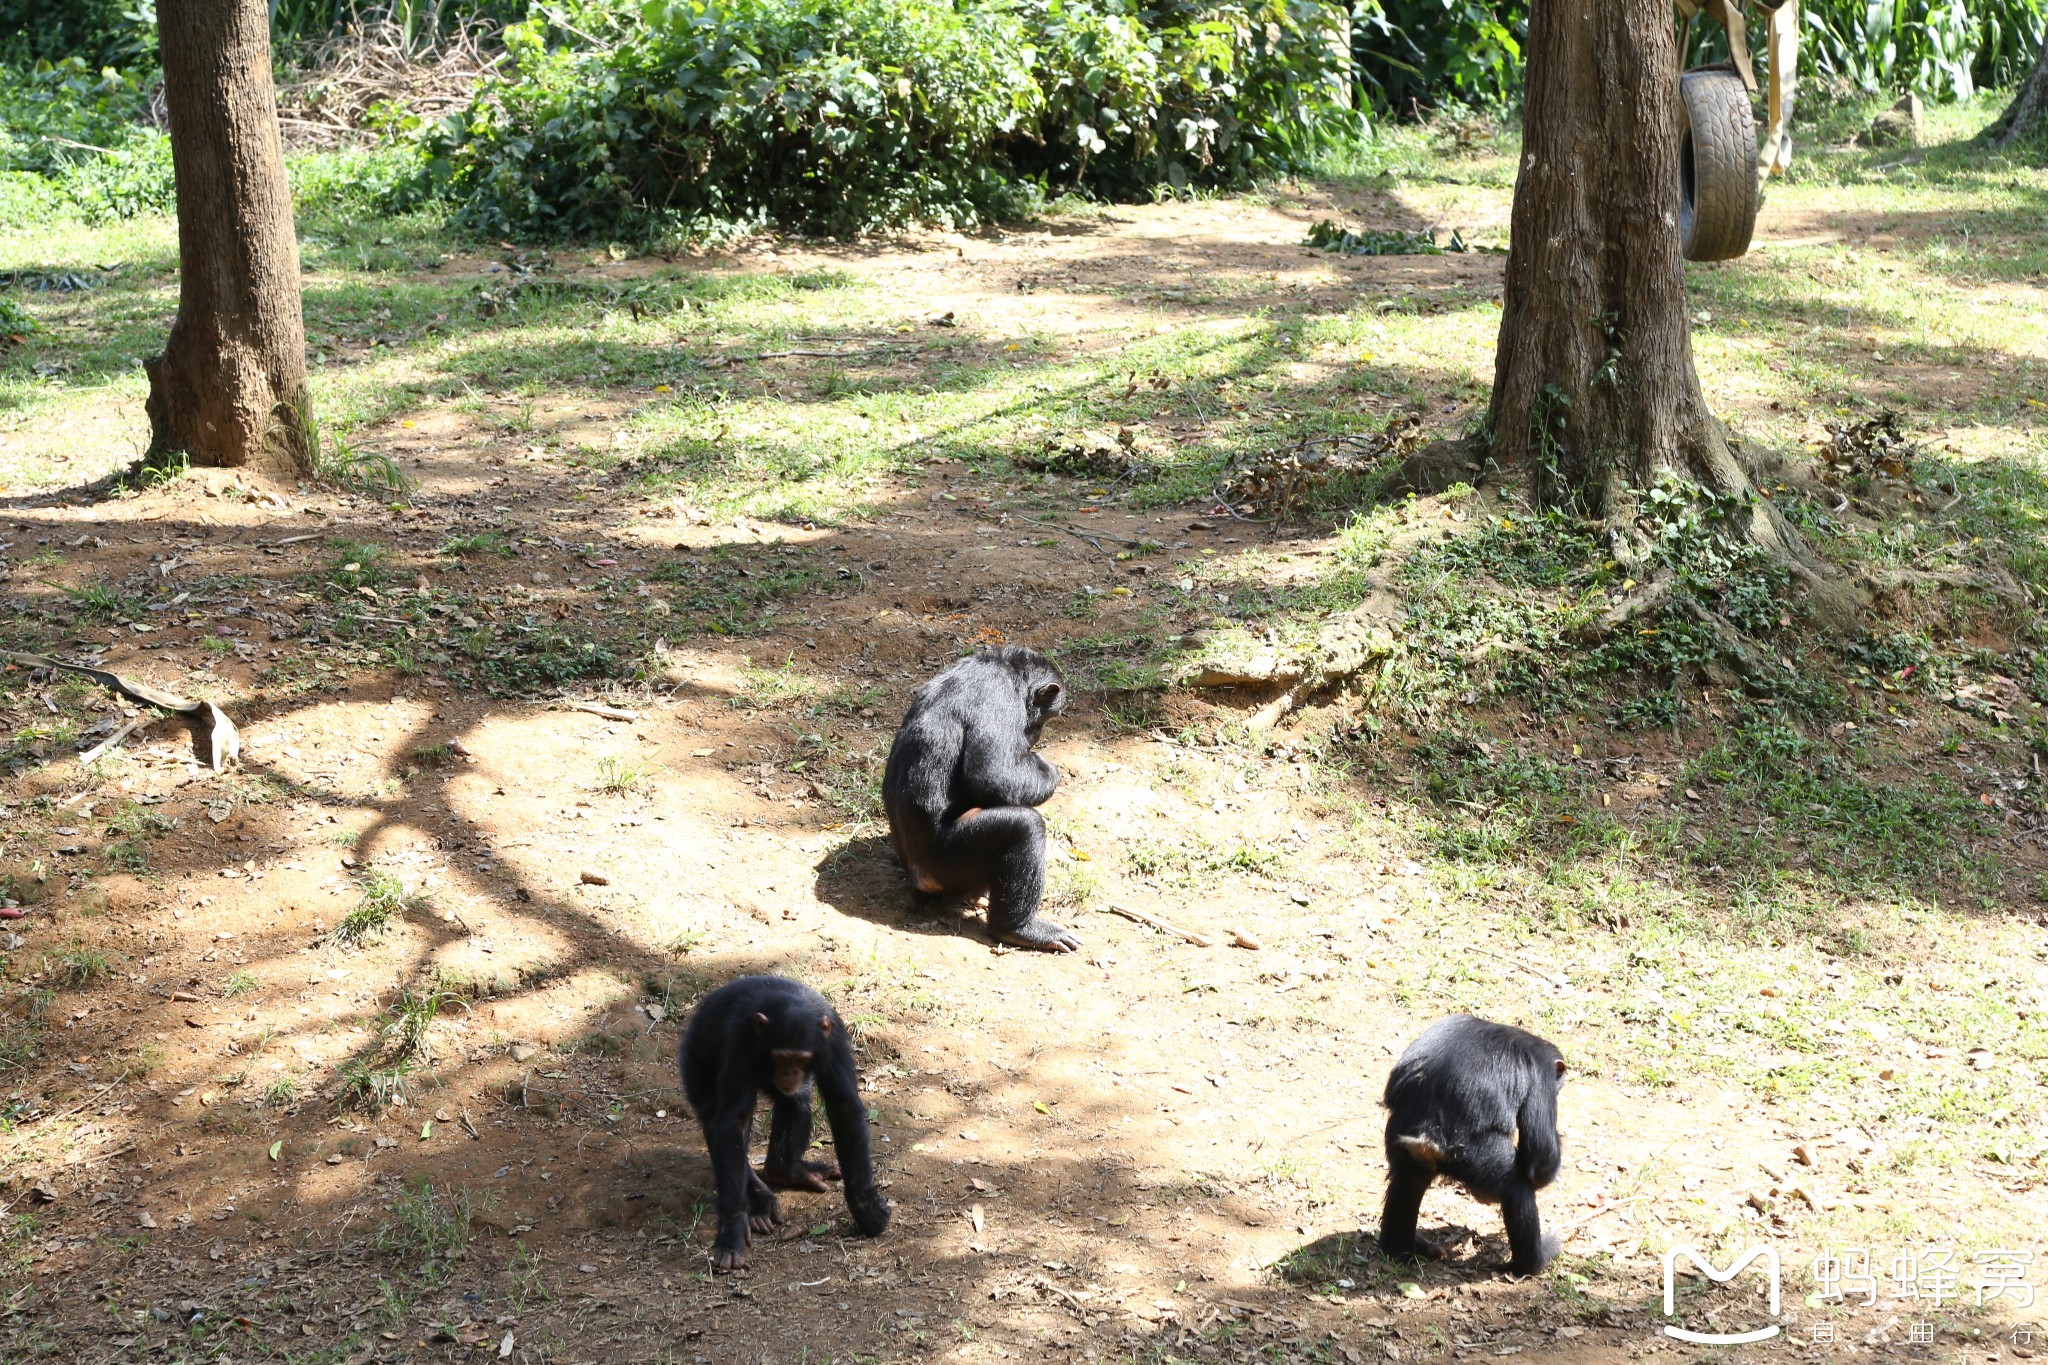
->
[679,975,890,1270]
[881,646,1079,953]
[1378,1014,1566,1277]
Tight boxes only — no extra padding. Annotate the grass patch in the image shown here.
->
[439,531,515,558]
[326,868,419,948]
[646,543,830,636]
[46,943,111,988]
[375,1180,488,1286]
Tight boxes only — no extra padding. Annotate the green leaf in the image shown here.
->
[421,1121,433,1140]
[1033,1100,1051,1114]
[268,1141,282,1161]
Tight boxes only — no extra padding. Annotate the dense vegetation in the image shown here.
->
[2,0,2044,237]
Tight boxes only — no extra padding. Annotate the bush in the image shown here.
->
[0,57,152,174]
[0,0,156,67]
[1352,0,1526,116]
[428,0,1354,238]
[1799,0,2048,102]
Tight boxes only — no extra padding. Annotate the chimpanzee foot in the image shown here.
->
[762,1159,842,1192]
[997,916,1080,953]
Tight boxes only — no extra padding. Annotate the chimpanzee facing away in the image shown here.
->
[881,646,1079,953]
[1379,1014,1565,1277]
[679,975,890,1270]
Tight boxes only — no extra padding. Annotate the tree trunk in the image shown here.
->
[1986,37,2048,148]
[146,0,310,479]
[1485,0,1804,568]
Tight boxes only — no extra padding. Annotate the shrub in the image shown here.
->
[427,0,1354,237]
[0,57,153,175]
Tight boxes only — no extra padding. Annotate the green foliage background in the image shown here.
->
[423,0,1356,237]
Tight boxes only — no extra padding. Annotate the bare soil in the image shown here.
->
[0,195,2037,1365]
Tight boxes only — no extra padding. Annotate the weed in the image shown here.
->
[101,840,147,873]
[375,1180,487,1285]
[221,971,259,997]
[261,1076,299,1109]
[439,531,515,558]
[1048,861,1100,908]
[337,1055,419,1113]
[325,541,389,591]
[106,803,172,837]
[380,983,464,1062]
[592,754,648,795]
[317,435,415,497]
[51,578,140,622]
[47,943,111,988]
[326,868,419,947]
[730,657,818,710]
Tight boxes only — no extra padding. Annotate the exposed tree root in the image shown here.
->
[1863,565,2028,605]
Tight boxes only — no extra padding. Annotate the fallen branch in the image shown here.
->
[77,715,154,767]
[1012,513,1153,557]
[1104,903,1212,946]
[1,651,240,769]
[702,346,908,368]
[556,700,642,721]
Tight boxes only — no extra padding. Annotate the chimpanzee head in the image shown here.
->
[753,1011,831,1094]
[994,646,1066,738]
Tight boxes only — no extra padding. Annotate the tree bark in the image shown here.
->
[1986,37,2048,148]
[146,0,310,478]
[1485,0,1805,567]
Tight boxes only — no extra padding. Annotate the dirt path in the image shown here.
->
[2,193,2042,1364]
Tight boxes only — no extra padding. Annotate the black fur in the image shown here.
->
[881,646,1078,952]
[1379,1014,1565,1276]
[679,976,890,1270]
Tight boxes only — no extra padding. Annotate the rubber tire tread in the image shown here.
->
[1679,69,1759,262]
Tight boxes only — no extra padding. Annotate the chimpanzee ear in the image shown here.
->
[818,1015,833,1037]
[1034,681,1063,709]
[1554,1058,1567,1079]
[752,1012,770,1031]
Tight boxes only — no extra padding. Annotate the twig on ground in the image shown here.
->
[1013,513,1150,556]
[1105,903,1213,946]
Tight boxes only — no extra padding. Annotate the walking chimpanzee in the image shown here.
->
[679,975,890,1270]
[881,646,1079,953]
[1379,1014,1566,1276]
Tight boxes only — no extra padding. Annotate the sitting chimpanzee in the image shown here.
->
[881,646,1079,953]
[1379,1014,1566,1277]
[679,975,890,1270]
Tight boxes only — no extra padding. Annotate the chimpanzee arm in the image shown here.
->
[959,716,1058,810]
[900,715,965,826]
[703,1081,761,1269]
[1515,1069,1562,1189]
[815,1031,891,1238]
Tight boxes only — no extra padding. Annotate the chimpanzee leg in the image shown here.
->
[1378,1145,1434,1260]
[1451,1133,1554,1274]
[1499,1178,1556,1275]
[763,1088,840,1192]
[934,806,1076,953]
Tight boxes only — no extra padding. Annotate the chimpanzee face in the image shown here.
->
[769,1049,813,1096]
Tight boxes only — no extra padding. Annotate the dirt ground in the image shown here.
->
[1,187,2044,1365]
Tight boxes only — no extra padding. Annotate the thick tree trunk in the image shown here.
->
[146,0,310,478]
[1485,0,1804,564]
[1987,38,2048,148]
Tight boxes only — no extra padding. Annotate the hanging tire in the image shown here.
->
[1679,68,1759,262]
